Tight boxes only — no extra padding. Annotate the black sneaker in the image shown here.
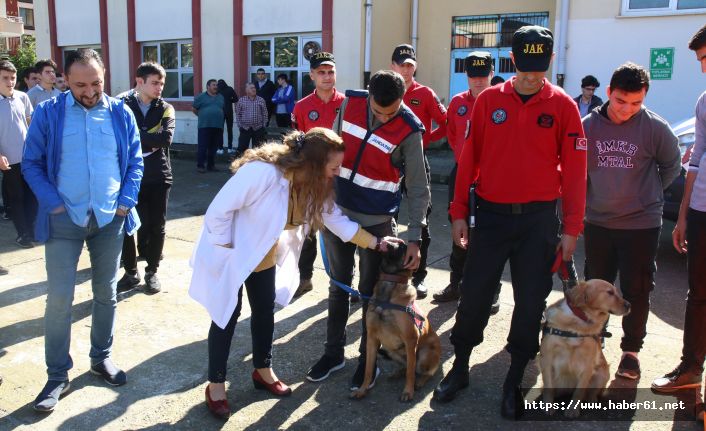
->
[15,235,33,249]
[0,265,7,276]
[144,271,161,294]
[306,355,345,382]
[117,271,141,293]
[33,380,71,412]
[350,360,380,391]
[616,354,641,380]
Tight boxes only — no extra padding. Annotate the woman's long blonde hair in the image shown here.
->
[230,127,345,232]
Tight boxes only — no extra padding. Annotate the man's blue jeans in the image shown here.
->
[44,211,124,381]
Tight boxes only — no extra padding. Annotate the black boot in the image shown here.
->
[433,356,470,403]
[500,383,524,420]
[433,280,460,302]
[500,356,527,419]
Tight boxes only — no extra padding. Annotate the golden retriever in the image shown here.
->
[539,279,631,418]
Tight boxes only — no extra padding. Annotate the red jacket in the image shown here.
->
[404,81,447,149]
[449,78,587,236]
[446,90,476,162]
[291,88,345,132]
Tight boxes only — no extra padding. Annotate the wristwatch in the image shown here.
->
[118,205,130,213]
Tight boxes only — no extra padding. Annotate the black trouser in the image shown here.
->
[275,113,291,128]
[299,234,317,280]
[447,164,466,284]
[223,113,234,149]
[583,222,660,353]
[681,209,706,373]
[323,220,396,360]
[450,205,559,364]
[122,183,171,274]
[2,163,36,239]
[208,266,276,383]
[394,154,432,284]
[197,127,222,169]
[237,127,267,155]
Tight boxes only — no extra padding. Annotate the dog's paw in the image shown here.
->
[350,389,367,400]
[564,407,581,418]
[399,390,414,402]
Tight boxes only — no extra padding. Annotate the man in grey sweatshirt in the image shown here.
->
[652,24,706,406]
[583,62,681,381]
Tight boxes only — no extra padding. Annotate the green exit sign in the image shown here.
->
[650,47,674,80]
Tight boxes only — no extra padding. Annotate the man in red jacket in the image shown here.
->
[434,51,498,305]
[391,44,447,298]
[291,51,346,298]
[433,26,586,420]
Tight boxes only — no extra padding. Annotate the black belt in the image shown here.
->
[476,196,557,215]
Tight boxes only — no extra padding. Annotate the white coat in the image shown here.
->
[189,161,361,329]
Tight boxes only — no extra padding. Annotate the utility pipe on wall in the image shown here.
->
[554,0,570,87]
[364,0,373,86]
[411,0,419,51]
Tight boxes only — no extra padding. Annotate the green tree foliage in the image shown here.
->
[9,35,37,85]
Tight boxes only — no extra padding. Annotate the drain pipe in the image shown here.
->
[411,0,419,51]
[364,0,373,87]
[554,0,570,87]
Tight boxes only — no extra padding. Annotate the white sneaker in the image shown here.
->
[216,149,225,155]
[228,148,236,154]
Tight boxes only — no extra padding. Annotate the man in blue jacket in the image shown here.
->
[22,49,143,412]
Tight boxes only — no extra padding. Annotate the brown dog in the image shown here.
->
[539,279,631,417]
[351,242,441,402]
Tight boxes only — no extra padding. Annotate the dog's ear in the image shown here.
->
[566,280,589,308]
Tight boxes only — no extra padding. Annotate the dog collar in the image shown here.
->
[378,273,410,284]
[542,325,603,341]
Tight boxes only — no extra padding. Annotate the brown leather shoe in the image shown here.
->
[205,385,230,419]
[252,370,292,396]
[651,365,702,393]
[293,279,313,298]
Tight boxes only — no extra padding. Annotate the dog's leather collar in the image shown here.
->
[567,301,591,324]
[378,273,410,284]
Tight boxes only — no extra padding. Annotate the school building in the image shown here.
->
[30,0,706,144]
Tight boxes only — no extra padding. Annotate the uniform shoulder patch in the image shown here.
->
[457,105,468,116]
[308,110,320,121]
[491,108,507,124]
[575,137,587,151]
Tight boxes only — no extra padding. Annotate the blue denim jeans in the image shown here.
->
[44,211,125,381]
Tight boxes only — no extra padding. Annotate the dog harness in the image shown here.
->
[372,273,426,334]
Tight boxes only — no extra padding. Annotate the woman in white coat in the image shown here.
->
[189,128,398,419]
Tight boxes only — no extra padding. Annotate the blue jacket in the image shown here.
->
[22,92,143,243]
[271,85,295,113]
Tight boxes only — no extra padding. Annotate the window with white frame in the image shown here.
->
[141,40,193,99]
[622,0,706,15]
[248,34,322,100]
[63,46,103,69]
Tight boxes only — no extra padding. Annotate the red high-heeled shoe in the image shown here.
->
[205,385,230,419]
[252,370,292,396]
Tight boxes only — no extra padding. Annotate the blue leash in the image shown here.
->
[318,234,371,300]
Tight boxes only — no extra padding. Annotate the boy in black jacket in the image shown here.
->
[117,62,176,294]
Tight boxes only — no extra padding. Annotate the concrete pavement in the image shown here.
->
[0,156,701,431]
